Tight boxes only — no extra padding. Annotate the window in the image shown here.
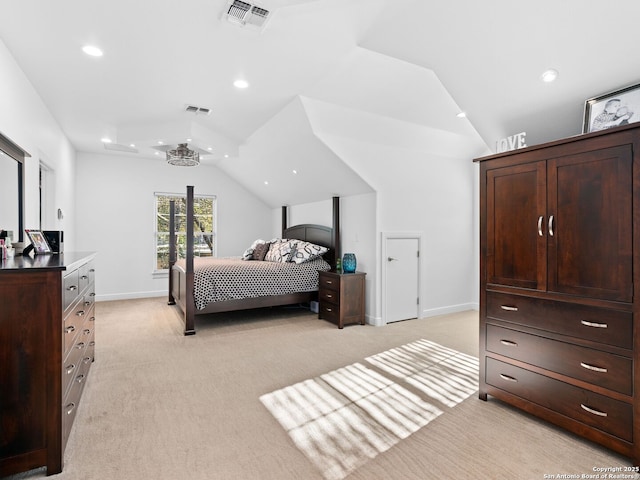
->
[154,192,216,272]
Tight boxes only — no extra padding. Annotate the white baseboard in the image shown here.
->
[421,302,477,318]
[96,291,166,302]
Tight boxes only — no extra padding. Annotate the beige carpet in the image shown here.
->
[8,298,633,480]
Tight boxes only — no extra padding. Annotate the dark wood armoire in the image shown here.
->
[476,123,640,464]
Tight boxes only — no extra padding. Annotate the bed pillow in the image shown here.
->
[264,240,295,263]
[289,240,329,264]
[242,239,267,260]
[251,242,270,261]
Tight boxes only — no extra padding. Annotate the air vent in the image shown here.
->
[104,143,138,154]
[225,0,270,28]
[185,105,212,116]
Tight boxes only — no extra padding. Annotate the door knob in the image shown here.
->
[388,257,398,262]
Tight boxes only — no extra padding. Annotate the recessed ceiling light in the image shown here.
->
[292,169,297,174]
[101,137,112,143]
[186,138,192,142]
[129,143,136,148]
[456,112,467,118]
[207,147,213,151]
[541,69,559,83]
[264,181,269,185]
[234,79,249,89]
[224,154,229,158]
[82,45,103,57]
[158,140,164,145]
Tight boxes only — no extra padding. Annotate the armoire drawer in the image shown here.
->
[486,324,632,395]
[486,357,632,442]
[486,292,632,349]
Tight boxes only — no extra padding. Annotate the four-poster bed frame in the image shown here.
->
[168,186,340,335]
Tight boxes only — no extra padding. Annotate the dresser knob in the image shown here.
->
[76,310,85,317]
[581,320,608,329]
[500,340,518,347]
[499,373,518,382]
[65,325,76,334]
[580,362,608,373]
[65,403,76,415]
[500,305,518,312]
[65,364,76,375]
[580,403,608,417]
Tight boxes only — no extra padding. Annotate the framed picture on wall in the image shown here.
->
[25,229,52,254]
[583,82,640,133]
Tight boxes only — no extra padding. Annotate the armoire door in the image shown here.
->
[547,145,633,302]
[485,161,547,290]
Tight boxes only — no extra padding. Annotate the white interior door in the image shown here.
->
[385,237,419,323]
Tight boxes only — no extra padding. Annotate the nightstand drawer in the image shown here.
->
[319,274,339,293]
[319,288,339,305]
[319,302,340,323]
[486,324,632,395]
[486,357,632,442]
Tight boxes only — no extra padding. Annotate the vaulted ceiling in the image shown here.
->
[1,0,639,206]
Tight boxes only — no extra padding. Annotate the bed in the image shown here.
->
[168,186,340,335]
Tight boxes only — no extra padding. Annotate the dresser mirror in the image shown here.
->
[0,133,27,243]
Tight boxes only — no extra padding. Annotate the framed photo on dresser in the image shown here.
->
[25,229,52,254]
[583,82,640,133]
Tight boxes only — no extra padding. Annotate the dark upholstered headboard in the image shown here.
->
[283,223,335,267]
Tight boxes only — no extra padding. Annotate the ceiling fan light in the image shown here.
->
[167,143,200,167]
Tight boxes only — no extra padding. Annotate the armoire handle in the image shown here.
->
[548,215,555,237]
[537,216,544,236]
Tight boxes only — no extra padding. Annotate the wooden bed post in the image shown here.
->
[184,185,196,335]
[281,205,288,236]
[332,196,340,270]
[168,200,176,305]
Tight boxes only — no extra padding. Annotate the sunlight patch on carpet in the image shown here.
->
[366,339,479,407]
[260,363,442,480]
[260,340,478,480]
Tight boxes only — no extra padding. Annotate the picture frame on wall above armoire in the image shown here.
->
[583,82,640,133]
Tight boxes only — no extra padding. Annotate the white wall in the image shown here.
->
[75,153,273,301]
[0,39,77,247]
[325,137,479,324]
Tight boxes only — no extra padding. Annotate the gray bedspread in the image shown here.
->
[176,257,330,310]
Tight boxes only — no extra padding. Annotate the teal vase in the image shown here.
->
[342,253,356,273]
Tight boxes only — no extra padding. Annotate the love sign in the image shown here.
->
[496,132,527,153]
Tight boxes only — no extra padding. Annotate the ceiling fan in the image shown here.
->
[152,142,209,166]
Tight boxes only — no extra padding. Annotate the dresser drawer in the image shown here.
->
[63,300,90,356]
[78,261,94,294]
[486,357,632,442]
[486,324,632,395]
[62,345,84,398]
[63,270,80,311]
[486,292,632,349]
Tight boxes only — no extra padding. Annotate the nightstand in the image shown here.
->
[318,270,366,328]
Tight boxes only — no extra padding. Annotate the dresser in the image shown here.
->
[318,270,366,328]
[0,252,96,476]
[476,123,640,464]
